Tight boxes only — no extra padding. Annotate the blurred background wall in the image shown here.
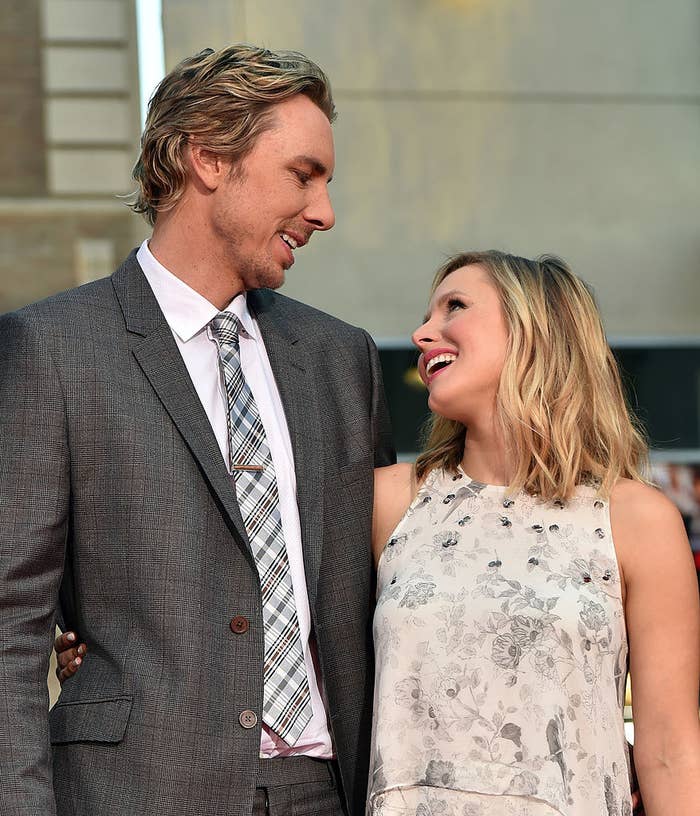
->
[162,0,700,343]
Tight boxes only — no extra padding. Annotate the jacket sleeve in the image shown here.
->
[361,329,396,469]
[0,311,69,815]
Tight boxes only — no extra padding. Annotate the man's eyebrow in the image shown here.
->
[292,155,333,182]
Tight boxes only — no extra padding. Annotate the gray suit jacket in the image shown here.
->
[0,251,394,816]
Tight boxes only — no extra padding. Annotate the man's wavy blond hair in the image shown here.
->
[131,44,335,225]
[414,251,649,501]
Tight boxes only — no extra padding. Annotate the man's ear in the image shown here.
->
[186,141,230,192]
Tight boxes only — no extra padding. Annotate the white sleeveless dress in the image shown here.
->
[368,466,631,816]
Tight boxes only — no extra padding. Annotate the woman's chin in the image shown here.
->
[428,394,464,424]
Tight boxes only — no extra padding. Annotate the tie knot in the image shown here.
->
[210,311,242,348]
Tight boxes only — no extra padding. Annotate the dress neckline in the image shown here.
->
[456,463,507,490]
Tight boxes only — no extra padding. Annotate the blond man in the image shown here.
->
[0,45,394,816]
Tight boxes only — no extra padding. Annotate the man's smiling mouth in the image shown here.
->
[280,232,299,249]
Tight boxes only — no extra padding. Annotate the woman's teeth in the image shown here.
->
[426,353,457,375]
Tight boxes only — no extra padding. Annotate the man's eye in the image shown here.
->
[293,170,311,185]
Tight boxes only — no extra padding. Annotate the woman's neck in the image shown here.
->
[460,419,510,486]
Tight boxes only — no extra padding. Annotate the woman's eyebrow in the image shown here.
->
[423,289,469,321]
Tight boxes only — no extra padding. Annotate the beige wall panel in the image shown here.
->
[41,0,127,41]
[245,0,700,95]
[280,98,700,339]
[44,46,129,92]
[0,209,136,312]
[1,0,46,196]
[75,237,116,284]
[48,148,133,193]
[45,98,132,143]
[162,0,241,68]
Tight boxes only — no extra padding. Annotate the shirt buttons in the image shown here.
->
[230,615,249,634]
[239,709,258,729]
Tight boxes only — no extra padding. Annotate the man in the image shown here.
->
[0,45,394,816]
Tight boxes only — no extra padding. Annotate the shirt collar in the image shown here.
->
[136,239,259,343]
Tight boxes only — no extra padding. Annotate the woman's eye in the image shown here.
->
[447,298,466,312]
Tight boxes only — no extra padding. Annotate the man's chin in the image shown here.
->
[243,265,287,292]
[262,269,287,291]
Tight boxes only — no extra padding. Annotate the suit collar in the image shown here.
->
[111,249,164,337]
[247,288,303,350]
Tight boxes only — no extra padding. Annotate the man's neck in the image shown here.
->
[148,218,244,310]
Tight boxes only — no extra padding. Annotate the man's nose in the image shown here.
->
[305,187,335,231]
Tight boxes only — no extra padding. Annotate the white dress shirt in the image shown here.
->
[137,240,333,758]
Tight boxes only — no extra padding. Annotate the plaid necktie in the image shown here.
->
[210,311,312,745]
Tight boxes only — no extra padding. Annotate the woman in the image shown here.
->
[57,251,699,814]
[368,252,699,815]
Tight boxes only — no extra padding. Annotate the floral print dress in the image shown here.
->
[368,466,631,816]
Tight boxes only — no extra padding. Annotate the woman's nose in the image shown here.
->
[411,318,437,351]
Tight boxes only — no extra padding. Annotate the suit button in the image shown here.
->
[230,615,249,634]
[239,709,258,729]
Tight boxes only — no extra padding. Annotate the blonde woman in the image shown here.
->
[56,252,698,814]
[369,252,700,815]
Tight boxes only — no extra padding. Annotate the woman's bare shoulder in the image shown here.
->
[610,477,689,569]
[610,478,682,528]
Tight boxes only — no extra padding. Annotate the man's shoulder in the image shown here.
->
[3,277,103,322]
[251,288,368,338]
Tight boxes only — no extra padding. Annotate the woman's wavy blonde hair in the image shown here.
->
[414,251,649,501]
[131,44,335,225]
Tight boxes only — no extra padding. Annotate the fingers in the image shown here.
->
[56,643,86,670]
[628,741,643,813]
[54,630,77,654]
[54,631,88,684]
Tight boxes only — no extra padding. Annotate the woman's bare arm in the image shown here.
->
[372,463,416,567]
[611,479,700,815]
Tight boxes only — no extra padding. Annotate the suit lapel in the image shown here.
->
[111,253,254,567]
[249,290,325,608]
